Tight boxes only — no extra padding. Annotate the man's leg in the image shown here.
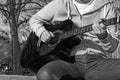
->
[36,60,84,80]
[86,57,120,80]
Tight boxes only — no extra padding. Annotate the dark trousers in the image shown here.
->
[36,54,120,80]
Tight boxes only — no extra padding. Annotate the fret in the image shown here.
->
[105,17,117,26]
[73,24,93,34]
[84,24,93,33]
[75,28,78,33]
[80,27,86,33]
[77,28,80,34]
[111,17,117,25]
[59,16,119,40]
[73,29,77,35]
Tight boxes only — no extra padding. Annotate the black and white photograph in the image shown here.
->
[0,0,120,80]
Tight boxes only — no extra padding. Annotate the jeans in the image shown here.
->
[36,54,120,80]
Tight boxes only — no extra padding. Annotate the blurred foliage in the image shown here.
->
[0,0,52,74]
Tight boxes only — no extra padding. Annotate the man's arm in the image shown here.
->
[99,3,119,53]
[29,0,59,38]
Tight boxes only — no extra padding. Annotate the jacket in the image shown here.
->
[29,0,119,57]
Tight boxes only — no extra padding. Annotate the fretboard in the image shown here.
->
[59,17,120,39]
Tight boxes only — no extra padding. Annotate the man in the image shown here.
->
[29,0,120,80]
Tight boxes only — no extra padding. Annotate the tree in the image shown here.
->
[0,0,51,74]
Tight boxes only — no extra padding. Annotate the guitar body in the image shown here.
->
[21,16,119,73]
[20,19,80,73]
[39,19,80,56]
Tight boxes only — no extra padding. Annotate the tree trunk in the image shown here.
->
[9,16,22,75]
[6,0,23,74]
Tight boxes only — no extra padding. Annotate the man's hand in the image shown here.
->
[92,22,106,34]
[40,30,54,42]
[92,22,108,39]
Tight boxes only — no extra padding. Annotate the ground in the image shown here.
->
[0,75,37,80]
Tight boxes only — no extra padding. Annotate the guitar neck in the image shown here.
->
[60,17,120,39]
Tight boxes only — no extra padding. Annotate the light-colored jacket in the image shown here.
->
[29,0,119,57]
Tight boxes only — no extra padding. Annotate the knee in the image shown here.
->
[37,69,58,80]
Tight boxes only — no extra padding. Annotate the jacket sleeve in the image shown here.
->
[100,3,119,53]
[29,0,60,37]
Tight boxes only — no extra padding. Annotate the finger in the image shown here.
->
[96,23,102,31]
[41,34,49,42]
[44,35,51,42]
[41,35,46,42]
[44,31,51,38]
[44,31,54,42]
[100,23,106,30]
[41,33,50,42]
[92,23,100,33]
[49,32,54,37]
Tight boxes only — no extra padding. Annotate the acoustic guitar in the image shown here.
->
[21,16,120,73]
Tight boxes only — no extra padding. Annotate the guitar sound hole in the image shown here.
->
[49,33,60,45]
